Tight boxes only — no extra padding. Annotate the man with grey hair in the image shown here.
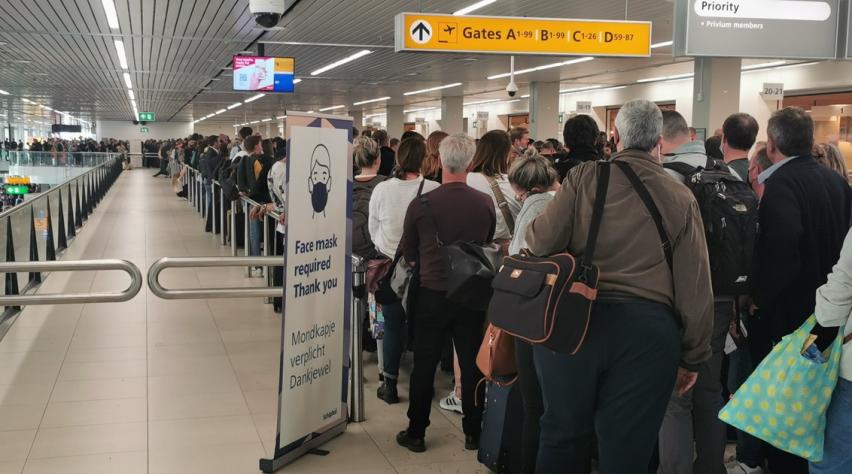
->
[526,99,714,472]
[395,133,496,453]
[750,107,852,473]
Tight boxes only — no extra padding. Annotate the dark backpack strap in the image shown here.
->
[613,161,673,273]
[580,161,611,269]
[662,161,697,178]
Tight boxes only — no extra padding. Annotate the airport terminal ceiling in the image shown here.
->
[0,0,686,126]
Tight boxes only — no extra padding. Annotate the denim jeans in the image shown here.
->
[810,378,852,474]
[534,299,680,474]
[380,300,405,380]
[727,330,764,466]
[249,217,262,256]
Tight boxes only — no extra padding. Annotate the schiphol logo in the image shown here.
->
[693,0,832,21]
[410,20,432,44]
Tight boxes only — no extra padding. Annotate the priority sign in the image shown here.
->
[395,13,652,57]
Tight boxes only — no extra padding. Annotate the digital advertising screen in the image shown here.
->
[233,56,295,93]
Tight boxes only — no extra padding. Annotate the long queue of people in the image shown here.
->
[1,137,128,154]
[347,101,852,474]
[156,101,852,473]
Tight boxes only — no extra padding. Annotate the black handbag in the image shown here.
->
[488,160,674,354]
[420,194,504,312]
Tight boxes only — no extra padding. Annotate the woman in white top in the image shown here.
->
[466,130,522,242]
[811,227,852,473]
[368,137,439,404]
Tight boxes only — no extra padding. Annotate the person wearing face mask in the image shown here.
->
[506,149,561,473]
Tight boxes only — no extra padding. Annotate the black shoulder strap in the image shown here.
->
[580,161,611,268]
[662,161,697,178]
[613,161,673,273]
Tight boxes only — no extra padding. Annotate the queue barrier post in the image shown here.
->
[349,255,367,423]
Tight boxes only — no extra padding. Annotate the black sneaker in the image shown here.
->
[464,434,479,451]
[396,430,426,453]
[377,380,399,404]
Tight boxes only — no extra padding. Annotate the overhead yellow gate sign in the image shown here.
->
[395,13,652,57]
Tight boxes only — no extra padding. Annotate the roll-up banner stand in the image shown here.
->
[260,111,353,473]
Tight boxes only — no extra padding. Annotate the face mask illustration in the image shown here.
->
[308,144,332,217]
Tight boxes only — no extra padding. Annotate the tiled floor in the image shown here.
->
[0,170,481,474]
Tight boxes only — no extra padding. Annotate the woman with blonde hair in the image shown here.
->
[422,131,448,182]
[814,143,851,185]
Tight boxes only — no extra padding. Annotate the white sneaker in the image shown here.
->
[725,460,764,474]
[439,391,463,414]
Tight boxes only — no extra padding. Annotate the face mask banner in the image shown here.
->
[260,111,354,473]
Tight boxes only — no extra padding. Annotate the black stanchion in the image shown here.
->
[45,197,56,262]
[57,192,67,251]
[68,186,77,237]
[74,181,83,228]
[89,174,96,211]
[28,208,41,284]
[5,217,19,309]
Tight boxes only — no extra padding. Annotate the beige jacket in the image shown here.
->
[526,149,714,367]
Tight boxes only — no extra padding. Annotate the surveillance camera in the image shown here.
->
[249,0,285,28]
[506,80,518,98]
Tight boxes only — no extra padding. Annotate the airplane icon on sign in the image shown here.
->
[443,25,455,35]
[437,22,459,43]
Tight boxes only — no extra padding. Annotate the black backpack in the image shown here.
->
[352,176,386,259]
[664,158,759,296]
[221,155,244,201]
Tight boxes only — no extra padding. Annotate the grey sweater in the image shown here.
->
[509,192,555,256]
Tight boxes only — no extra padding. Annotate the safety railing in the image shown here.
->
[147,256,282,300]
[171,167,370,423]
[6,151,117,168]
[0,259,142,306]
[0,155,124,300]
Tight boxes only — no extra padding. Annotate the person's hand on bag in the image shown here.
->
[675,367,698,397]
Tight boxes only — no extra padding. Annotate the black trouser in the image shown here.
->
[533,299,680,474]
[406,287,484,439]
[515,339,544,474]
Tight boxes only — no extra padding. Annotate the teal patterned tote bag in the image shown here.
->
[718,316,842,462]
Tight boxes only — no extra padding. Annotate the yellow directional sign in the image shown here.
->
[395,13,652,57]
[5,176,30,185]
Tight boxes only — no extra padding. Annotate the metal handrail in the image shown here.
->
[0,154,121,221]
[148,256,283,300]
[0,259,142,305]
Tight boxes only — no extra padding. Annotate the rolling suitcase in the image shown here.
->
[478,382,523,473]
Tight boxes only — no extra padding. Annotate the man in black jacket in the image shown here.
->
[372,130,395,177]
[199,136,221,232]
[751,106,852,474]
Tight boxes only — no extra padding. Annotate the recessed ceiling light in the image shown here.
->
[741,60,787,71]
[293,78,303,84]
[464,98,501,106]
[261,118,272,122]
[101,0,120,29]
[227,102,242,110]
[114,40,128,70]
[215,108,227,114]
[319,105,345,112]
[453,0,497,15]
[488,56,594,80]
[123,72,132,89]
[353,96,391,106]
[128,90,135,100]
[650,40,673,49]
[244,93,265,103]
[0,89,9,95]
[250,120,260,124]
[311,49,372,76]
[403,106,439,113]
[404,83,462,96]
[559,85,603,94]
[276,115,287,120]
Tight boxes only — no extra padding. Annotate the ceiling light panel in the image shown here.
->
[453,0,498,15]
[353,96,391,106]
[487,57,594,80]
[311,49,372,76]
[404,82,463,96]
[114,40,128,70]
[101,0,120,29]
[319,105,345,111]
[244,93,265,103]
